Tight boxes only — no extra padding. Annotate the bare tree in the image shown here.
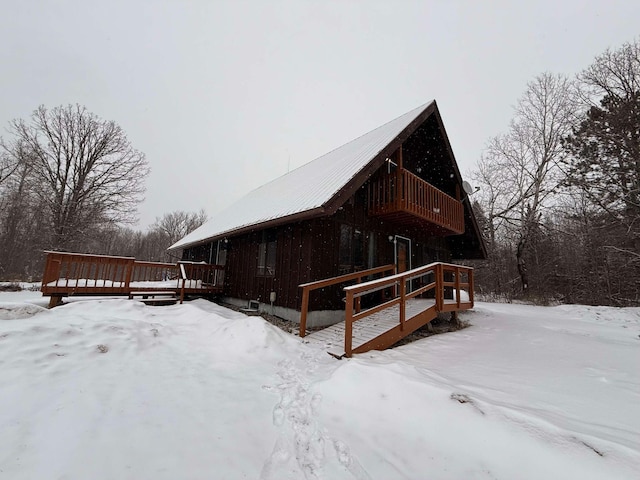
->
[471,41,640,305]
[474,73,579,292]
[151,209,208,260]
[0,155,49,279]
[0,153,19,188]
[4,105,149,250]
[579,39,640,104]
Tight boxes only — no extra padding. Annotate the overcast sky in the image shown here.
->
[1,0,639,228]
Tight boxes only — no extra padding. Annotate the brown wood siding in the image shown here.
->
[221,222,323,310]
[184,193,456,314]
[184,189,458,317]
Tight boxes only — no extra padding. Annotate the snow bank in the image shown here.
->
[0,294,638,479]
[0,302,48,320]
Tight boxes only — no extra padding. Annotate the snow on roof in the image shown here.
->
[170,101,434,250]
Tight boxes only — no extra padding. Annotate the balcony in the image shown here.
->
[367,169,464,234]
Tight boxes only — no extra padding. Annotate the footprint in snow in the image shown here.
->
[260,358,371,480]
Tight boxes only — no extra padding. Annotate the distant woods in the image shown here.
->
[4,41,640,310]
[471,39,640,306]
[0,104,206,279]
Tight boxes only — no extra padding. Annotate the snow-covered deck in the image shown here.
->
[40,251,224,307]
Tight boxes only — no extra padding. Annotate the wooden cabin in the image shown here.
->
[171,101,486,327]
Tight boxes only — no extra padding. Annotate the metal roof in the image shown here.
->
[170,101,434,250]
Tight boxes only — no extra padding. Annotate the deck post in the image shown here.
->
[451,310,460,328]
[179,262,187,304]
[469,269,474,308]
[124,259,134,292]
[399,275,406,331]
[48,295,63,308]
[299,287,310,338]
[455,266,461,308]
[436,263,444,311]
[345,291,354,357]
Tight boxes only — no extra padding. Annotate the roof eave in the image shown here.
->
[169,206,328,251]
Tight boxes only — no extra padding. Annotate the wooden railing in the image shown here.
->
[41,251,224,307]
[177,261,225,303]
[132,260,180,284]
[42,251,136,296]
[298,264,396,337]
[368,169,464,234]
[342,262,473,357]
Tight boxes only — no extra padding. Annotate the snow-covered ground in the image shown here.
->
[1,290,638,479]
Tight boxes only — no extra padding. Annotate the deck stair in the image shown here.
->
[129,291,178,306]
[299,262,474,358]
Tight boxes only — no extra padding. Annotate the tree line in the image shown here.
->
[0,104,206,280]
[3,42,638,308]
[471,39,640,306]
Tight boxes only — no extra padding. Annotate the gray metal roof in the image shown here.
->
[171,101,434,250]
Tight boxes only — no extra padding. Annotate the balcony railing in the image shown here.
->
[367,169,464,234]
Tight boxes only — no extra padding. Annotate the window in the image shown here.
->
[339,224,353,271]
[338,224,366,274]
[257,231,277,276]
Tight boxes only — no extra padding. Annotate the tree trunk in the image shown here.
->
[516,238,529,292]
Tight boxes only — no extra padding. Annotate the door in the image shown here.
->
[395,235,412,293]
[394,236,411,273]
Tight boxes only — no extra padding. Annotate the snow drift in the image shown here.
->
[0,292,638,479]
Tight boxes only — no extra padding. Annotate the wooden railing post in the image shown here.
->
[469,268,475,308]
[345,290,354,358]
[455,266,461,308]
[399,274,406,331]
[124,259,134,291]
[179,262,187,304]
[41,254,61,287]
[299,287,310,338]
[436,263,444,311]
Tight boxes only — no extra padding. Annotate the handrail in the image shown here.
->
[342,262,474,357]
[298,264,396,337]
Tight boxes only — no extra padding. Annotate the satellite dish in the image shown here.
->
[462,181,474,195]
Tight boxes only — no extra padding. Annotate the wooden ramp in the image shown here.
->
[299,263,474,358]
[304,299,437,357]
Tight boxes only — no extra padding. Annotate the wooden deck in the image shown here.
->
[41,251,224,307]
[299,262,474,357]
